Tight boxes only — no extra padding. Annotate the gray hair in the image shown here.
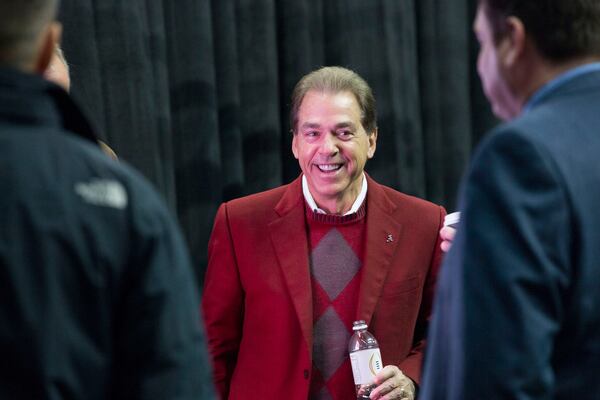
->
[290,66,377,135]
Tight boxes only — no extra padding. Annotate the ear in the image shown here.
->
[498,16,526,68]
[34,22,62,75]
[291,133,299,160]
[367,128,377,159]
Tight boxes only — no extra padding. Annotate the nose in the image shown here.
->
[319,133,339,156]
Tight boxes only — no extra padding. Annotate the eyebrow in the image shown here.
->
[299,121,357,130]
[300,122,321,130]
[334,122,356,130]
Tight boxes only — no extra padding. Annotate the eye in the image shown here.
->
[305,131,319,137]
[337,130,353,139]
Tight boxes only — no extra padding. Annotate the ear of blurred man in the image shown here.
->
[33,21,62,75]
[45,45,71,91]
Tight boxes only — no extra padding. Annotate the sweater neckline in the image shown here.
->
[305,200,367,225]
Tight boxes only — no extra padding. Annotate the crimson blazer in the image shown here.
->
[202,174,445,399]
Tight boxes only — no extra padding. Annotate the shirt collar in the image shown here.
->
[302,173,368,216]
[524,62,600,112]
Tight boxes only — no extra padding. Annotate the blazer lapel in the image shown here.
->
[357,176,403,323]
[268,177,313,355]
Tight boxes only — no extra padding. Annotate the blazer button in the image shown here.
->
[304,369,309,379]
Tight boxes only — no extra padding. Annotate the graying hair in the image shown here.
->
[290,66,377,135]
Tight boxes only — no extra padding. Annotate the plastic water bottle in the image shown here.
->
[349,320,383,399]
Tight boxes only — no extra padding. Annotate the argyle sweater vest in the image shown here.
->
[306,202,367,400]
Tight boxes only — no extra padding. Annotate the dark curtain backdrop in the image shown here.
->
[58,0,496,285]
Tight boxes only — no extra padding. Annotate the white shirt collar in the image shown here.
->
[301,173,368,216]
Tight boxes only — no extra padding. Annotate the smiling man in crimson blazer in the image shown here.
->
[202,66,445,400]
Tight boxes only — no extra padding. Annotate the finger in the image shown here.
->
[398,382,416,400]
[373,365,400,384]
[439,226,456,241]
[369,380,397,399]
[358,383,375,396]
[370,375,409,399]
[441,240,452,252]
[376,386,408,400]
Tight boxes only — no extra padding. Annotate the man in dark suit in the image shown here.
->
[421,0,600,398]
[203,66,445,399]
[0,0,214,398]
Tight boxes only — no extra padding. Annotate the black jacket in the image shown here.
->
[0,67,214,399]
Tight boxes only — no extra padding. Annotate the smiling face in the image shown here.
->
[292,90,377,213]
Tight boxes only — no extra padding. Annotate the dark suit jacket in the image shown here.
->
[421,68,600,399]
[203,174,444,399]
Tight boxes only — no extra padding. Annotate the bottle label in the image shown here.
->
[350,348,383,385]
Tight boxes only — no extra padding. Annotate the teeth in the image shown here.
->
[317,164,341,172]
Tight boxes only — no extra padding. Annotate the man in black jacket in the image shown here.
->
[0,0,214,398]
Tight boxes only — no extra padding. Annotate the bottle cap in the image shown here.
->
[352,320,368,331]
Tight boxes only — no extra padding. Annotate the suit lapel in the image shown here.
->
[357,176,403,323]
[268,177,313,355]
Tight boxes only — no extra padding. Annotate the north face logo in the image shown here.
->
[74,179,128,209]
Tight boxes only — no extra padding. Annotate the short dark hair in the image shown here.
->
[0,0,59,68]
[479,0,600,62]
[290,66,377,135]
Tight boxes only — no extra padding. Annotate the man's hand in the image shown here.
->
[367,365,416,400]
[440,226,456,253]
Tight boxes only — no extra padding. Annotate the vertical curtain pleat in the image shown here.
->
[60,0,107,136]
[91,2,165,193]
[211,0,244,202]
[379,0,425,196]
[143,0,177,210]
[163,1,220,278]
[236,0,283,194]
[416,0,471,206]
